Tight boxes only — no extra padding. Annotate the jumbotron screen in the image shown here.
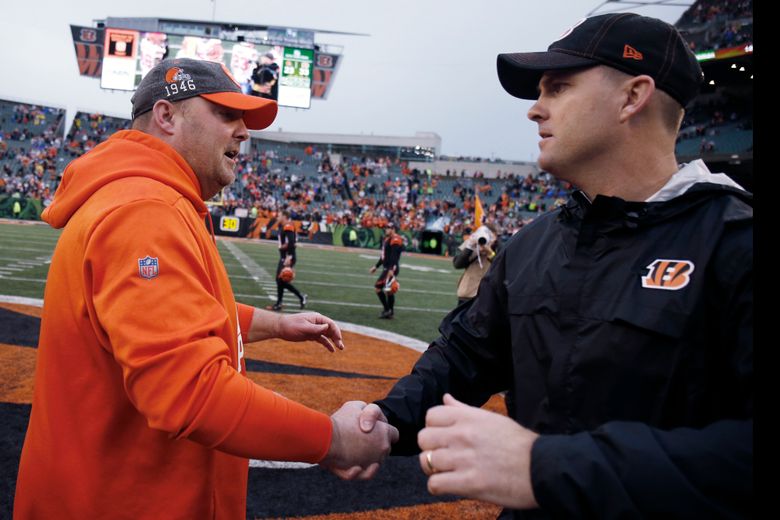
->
[99,28,313,109]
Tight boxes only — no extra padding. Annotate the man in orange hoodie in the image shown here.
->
[14,58,397,519]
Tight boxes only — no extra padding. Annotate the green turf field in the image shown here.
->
[0,221,462,342]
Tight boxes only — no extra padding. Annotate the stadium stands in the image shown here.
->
[1,0,754,237]
[677,0,752,52]
[673,0,752,189]
[60,111,131,160]
[0,100,66,218]
[676,86,753,156]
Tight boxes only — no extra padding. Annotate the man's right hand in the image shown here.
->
[369,266,377,274]
[320,402,398,480]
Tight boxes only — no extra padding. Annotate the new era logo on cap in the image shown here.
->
[623,45,644,60]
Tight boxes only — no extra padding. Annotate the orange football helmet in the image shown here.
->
[384,275,400,294]
[279,266,295,282]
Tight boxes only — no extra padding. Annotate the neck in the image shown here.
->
[567,139,679,202]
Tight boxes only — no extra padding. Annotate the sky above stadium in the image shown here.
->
[1,0,691,162]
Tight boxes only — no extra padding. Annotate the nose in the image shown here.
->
[235,117,250,142]
[527,97,546,123]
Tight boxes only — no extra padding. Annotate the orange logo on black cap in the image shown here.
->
[623,45,644,60]
[641,259,694,290]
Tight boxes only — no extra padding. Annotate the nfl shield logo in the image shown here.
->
[138,256,159,280]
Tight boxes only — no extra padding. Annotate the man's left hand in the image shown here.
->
[277,312,346,352]
[417,393,540,510]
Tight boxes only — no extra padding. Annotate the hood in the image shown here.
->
[558,160,752,228]
[645,159,744,202]
[42,130,205,228]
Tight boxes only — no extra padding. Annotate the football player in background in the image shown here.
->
[369,222,404,319]
[268,209,307,311]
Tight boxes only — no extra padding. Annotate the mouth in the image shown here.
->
[224,150,239,164]
[538,131,553,148]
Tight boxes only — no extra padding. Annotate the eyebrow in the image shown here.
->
[537,67,595,94]
[540,70,574,86]
[215,105,244,118]
[537,72,567,94]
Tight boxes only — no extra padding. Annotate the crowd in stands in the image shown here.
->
[3,25,751,241]
[1,101,65,204]
[675,86,752,156]
[62,112,131,158]
[5,94,749,240]
[211,143,572,240]
[679,0,752,26]
[678,0,752,52]
[1,103,132,205]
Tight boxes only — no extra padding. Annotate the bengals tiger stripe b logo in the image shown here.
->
[641,259,695,290]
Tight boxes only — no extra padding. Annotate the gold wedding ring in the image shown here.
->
[425,450,437,474]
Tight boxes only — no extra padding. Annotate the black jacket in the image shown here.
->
[376,183,752,518]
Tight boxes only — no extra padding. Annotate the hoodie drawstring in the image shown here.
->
[205,212,217,244]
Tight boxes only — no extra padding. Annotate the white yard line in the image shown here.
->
[222,241,277,303]
[0,246,55,253]
[0,276,47,282]
[0,295,44,306]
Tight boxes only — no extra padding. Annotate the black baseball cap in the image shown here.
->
[497,13,703,107]
[131,58,278,130]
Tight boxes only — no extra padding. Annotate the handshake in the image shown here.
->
[319,401,398,480]
[317,395,539,509]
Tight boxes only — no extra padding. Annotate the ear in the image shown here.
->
[150,100,178,136]
[619,74,655,123]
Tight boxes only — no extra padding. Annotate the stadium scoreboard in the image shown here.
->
[70,18,350,109]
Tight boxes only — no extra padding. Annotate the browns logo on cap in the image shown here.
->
[164,67,189,83]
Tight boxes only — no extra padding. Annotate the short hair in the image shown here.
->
[131,98,193,130]
[131,111,152,130]
[654,88,686,135]
[599,66,684,135]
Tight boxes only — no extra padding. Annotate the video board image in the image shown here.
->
[108,31,312,109]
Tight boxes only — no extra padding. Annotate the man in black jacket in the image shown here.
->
[359,13,752,518]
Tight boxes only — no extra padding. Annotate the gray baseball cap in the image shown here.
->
[131,57,278,130]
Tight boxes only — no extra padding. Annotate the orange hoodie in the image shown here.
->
[14,130,332,519]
